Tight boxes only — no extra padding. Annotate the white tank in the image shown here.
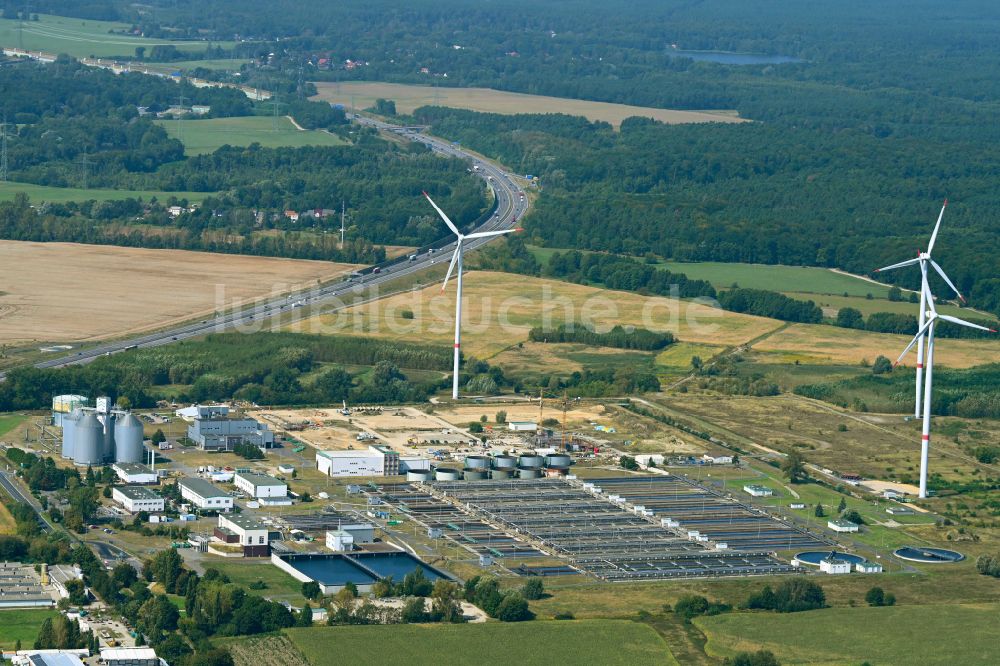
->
[61,409,81,458]
[114,413,145,463]
[73,413,103,466]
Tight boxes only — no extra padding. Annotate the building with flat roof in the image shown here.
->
[819,556,852,574]
[112,463,157,485]
[316,445,428,478]
[187,406,273,451]
[100,647,159,666]
[508,421,538,432]
[743,484,774,497]
[234,472,287,498]
[828,519,860,533]
[213,513,269,557]
[19,653,87,666]
[112,486,164,514]
[178,477,233,512]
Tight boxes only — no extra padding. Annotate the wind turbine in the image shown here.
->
[893,271,995,498]
[875,200,965,417]
[424,191,520,399]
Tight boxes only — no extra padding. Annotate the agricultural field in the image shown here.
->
[158,116,347,155]
[0,241,357,346]
[657,260,895,298]
[284,620,676,666]
[0,181,214,204]
[298,270,782,361]
[753,323,1000,368]
[786,291,973,319]
[312,82,745,129]
[695,604,1000,666]
[0,609,58,650]
[0,13,232,59]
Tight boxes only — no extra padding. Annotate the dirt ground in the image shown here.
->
[0,241,358,345]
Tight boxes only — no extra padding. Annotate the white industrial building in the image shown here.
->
[819,555,852,574]
[326,530,355,552]
[702,454,734,465]
[100,648,160,666]
[112,463,158,485]
[743,484,774,497]
[234,472,287,498]
[178,477,233,511]
[112,486,164,514]
[213,514,270,557]
[828,519,860,533]
[185,405,274,451]
[508,421,538,432]
[316,445,430,478]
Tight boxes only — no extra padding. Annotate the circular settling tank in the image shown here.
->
[893,547,964,563]
[794,551,866,567]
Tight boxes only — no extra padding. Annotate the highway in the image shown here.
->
[0,115,529,378]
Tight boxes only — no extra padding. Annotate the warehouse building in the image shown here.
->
[828,519,860,533]
[234,472,287,499]
[186,405,274,451]
[112,486,164,514]
[100,647,160,666]
[178,477,233,512]
[113,462,158,485]
[213,514,270,557]
[743,484,774,497]
[316,445,429,478]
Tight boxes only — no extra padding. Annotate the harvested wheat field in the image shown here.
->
[297,271,782,359]
[313,82,745,128]
[755,323,1000,368]
[0,241,357,345]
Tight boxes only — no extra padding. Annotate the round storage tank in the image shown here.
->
[73,413,103,466]
[114,413,145,463]
[435,467,462,481]
[492,455,517,469]
[407,469,433,482]
[517,465,543,479]
[463,468,488,481]
[518,454,544,468]
[100,415,115,463]
[545,453,572,467]
[490,468,513,480]
[61,409,81,458]
[465,455,491,470]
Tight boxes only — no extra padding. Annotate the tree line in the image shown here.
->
[528,323,674,351]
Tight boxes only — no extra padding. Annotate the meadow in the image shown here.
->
[0,14,232,59]
[296,270,782,361]
[656,260,893,297]
[695,604,1000,666]
[203,560,304,604]
[0,609,58,650]
[0,181,214,204]
[312,82,745,129]
[0,501,15,534]
[158,116,347,156]
[0,241,356,346]
[284,620,676,666]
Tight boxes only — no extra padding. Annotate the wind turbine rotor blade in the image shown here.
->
[929,259,965,302]
[441,243,462,291]
[926,199,947,255]
[422,191,461,236]
[875,257,920,273]
[936,314,997,333]
[464,228,520,240]
[895,317,937,366]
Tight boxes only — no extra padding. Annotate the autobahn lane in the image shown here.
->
[1,115,529,378]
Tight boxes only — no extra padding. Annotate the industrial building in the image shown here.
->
[828,519,860,533]
[59,397,146,466]
[272,551,448,594]
[112,486,164,514]
[213,514,270,557]
[0,562,52,608]
[508,421,538,432]
[743,484,774,497]
[234,472,287,498]
[112,463,158,485]
[819,555,853,574]
[316,445,429,478]
[100,648,160,666]
[185,405,274,451]
[178,477,233,511]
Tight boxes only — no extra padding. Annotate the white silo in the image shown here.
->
[114,413,145,464]
[60,409,82,459]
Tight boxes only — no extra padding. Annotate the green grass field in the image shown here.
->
[658,260,892,297]
[696,604,1000,665]
[0,413,28,438]
[284,620,676,666]
[0,14,233,59]
[0,609,58,649]
[204,560,304,603]
[158,116,347,155]
[0,181,213,204]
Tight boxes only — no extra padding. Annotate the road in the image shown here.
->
[0,114,529,379]
[0,469,52,532]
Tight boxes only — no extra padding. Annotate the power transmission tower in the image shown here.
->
[79,146,92,189]
[176,93,188,143]
[0,115,9,182]
[340,200,346,247]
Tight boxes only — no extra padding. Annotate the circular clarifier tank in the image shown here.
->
[793,551,867,567]
[893,546,964,563]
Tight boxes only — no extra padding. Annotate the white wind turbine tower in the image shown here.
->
[892,264,995,499]
[875,200,966,418]
[424,191,521,399]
